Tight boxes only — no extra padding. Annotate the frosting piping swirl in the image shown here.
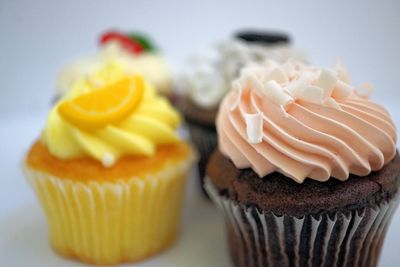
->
[43,63,180,167]
[217,60,396,183]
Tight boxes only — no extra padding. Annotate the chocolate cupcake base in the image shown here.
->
[185,120,217,196]
[205,151,400,267]
[205,178,399,267]
[177,95,218,197]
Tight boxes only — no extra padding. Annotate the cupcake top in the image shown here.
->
[43,62,181,167]
[217,59,397,183]
[56,30,172,98]
[180,37,307,110]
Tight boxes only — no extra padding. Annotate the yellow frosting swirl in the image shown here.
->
[42,62,181,167]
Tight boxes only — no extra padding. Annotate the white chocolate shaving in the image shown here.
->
[232,60,368,111]
[298,71,317,84]
[323,97,341,109]
[281,61,297,79]
[355,83,374,98]
[262,80,293,106]
[285,79,308,99]
[244,112,264,144]
[266,68,288,83]
[240,68,263,91]
[102,153,115,167]
[315,69,338,98]
[332,80,352,100]
[335,60,351,83]
[296,85,324,104]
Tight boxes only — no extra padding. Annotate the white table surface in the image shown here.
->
[0,110,399,267]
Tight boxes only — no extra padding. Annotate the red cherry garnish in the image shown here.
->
[99,31,143,55]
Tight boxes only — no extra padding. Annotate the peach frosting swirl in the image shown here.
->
[217,60,397,183]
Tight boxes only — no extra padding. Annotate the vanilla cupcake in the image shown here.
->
[55,30,172,101]
[25,63,194,264]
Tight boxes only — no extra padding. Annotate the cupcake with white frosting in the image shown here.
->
[178,30,307,195]
[55,30,172,101]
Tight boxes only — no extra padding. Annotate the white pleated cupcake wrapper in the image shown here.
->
[205,177,400,267]
[23,159,193,264]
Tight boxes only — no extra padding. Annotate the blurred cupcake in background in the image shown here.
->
[206,59,399,267]
[55,30,172,101]
[178,29,307,195]
[25,63,195,264]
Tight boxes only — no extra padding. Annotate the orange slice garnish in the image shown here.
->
[58,76,144,130]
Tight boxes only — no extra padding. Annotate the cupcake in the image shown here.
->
[24,63,194,264]
[205,60,399,267]
[179,31,306,195]
[55,30,172,101]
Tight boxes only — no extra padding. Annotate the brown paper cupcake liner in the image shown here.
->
[205,177,400,267]
[186,121,217,196]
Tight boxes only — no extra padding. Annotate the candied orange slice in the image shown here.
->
[58,76,144,130]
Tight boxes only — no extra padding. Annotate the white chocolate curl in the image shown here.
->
[232,60,356,108]
[266,68,288,83]
[262,81,293,106]
[315,69,338,98]
[332,80,352,100]
[355,83,374,98]
[335,60,351,83]
[244,113,264,144]
[323,97,341,110]
[285,79,308,97]
[240,68,264,91]
[296,85,324,104]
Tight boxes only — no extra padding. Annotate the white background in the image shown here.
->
[0,0,399,266]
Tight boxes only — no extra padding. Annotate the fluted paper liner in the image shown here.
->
[24,159,192,265]
[205,177,400,267]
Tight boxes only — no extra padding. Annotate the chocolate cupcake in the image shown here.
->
[205,60,399,267]
[179,31,306,196]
